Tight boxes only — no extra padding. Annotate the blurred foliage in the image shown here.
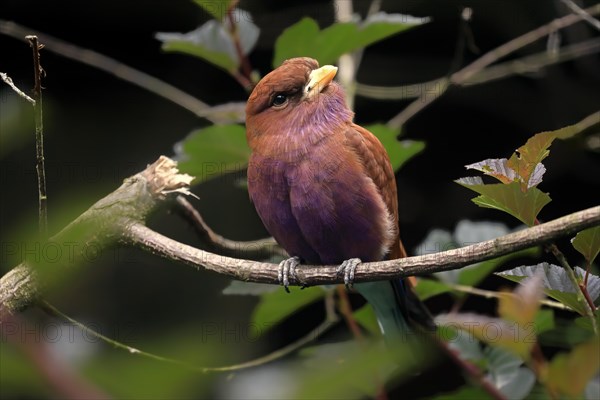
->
[250,286,326,332]
[2,0,599,399]
[175,124,250,184]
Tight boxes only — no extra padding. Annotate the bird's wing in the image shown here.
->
[347,124,434,329]
[344,123,406,259]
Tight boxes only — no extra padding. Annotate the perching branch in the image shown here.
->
[1,156,599,320]
[122,206,600,286]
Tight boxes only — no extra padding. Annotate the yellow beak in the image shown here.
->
[304,65,338,99]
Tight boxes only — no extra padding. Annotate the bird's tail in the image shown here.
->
[355,279,435,345]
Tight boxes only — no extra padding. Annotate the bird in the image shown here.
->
[245,57,432,341]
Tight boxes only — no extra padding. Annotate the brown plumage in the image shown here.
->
[245,57,431,337]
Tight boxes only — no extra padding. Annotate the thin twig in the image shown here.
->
[446,283,572,311]
[335,285,389,400]
[225,1,254,90]
[26,35,48,236]
[0,71,35,104]
[546,243,598,334]
[336,285,365,340]
[40,299,340,374]
[175,196,288,259]
[560,0,600,31]
[356,37,600,100]
[0,20,242,124]
[333,0,357,109]
[204,293,340,372]
[39,301,207,373]
[387,4,600,128]
[415,323,508,400]
[465,37,600,85]
[0,156,193,316]
[2,310,110,399]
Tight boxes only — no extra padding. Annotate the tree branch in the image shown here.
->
[122,206,600,285]
[356,37,600,100]
[0,20,245,124]
[560,0,600,31]
[1,156,599,319]
[0,156,193,319]
[387,3,600,128]
[0,71,35,104]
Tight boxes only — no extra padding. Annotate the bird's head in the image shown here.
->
[245,57,353,153]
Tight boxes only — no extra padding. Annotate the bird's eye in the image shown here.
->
[271,93,288,108]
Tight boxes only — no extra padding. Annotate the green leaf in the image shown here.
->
[497,263,600,315]
[413,279,451,300]
[572,226,600,265]
[273,15,426,67]
[456,180,551,226]
[221,280,278,296]
[159,40,237,72]
[192,0,235,20]
[418,221,538,289]
[431,386,490,400]
[353,304,382,337]
[294,339,431,399]
[538,320,594,348]
[365,124,425,172]
[156,15,258,73]
[533,309,555,335]
[484,347,536,400]
[175,124,251,184]
[574,309,600,333]
[441,327,484,363]
[524,384,552,400]
[84,326,220,398]
[251,287,326,333]
[415,228,458,283]
[459,248,540,288]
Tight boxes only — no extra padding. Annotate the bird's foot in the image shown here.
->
[278,256,301,293]
[337,258,362,289]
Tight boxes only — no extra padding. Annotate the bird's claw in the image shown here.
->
[337,258,361,289]
[278,256,301,292]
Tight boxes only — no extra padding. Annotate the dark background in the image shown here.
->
[1,0,599,398]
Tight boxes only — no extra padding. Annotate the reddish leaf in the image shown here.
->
[498,273,544,326]
[546,339,600,397]
[436,313,535,359]
[465,158,516,184]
